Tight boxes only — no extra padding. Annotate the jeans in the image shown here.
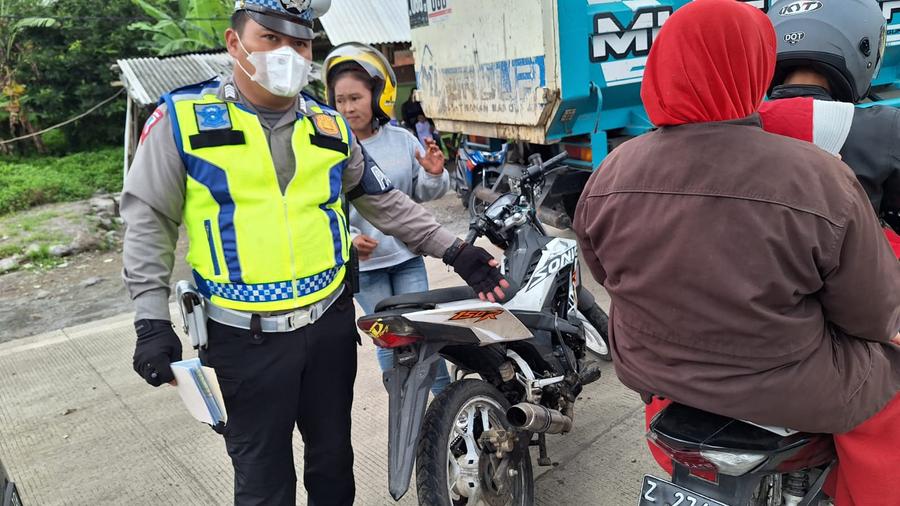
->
[354,256,451,395]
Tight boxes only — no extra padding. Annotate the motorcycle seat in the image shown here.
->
[375,286,476,312]
[650,402,833,456]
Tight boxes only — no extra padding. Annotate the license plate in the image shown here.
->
[638,475,729,506]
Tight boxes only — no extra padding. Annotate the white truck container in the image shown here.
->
[409,0,563,144]
[407,0,697,225]
[407,0,900,224]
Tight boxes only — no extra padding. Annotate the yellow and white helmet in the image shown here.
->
[324,42,397,125]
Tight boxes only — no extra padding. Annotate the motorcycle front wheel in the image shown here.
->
[576,304,612,361]
[416,379,534,506]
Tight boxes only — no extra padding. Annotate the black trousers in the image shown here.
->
[200,290,358,506]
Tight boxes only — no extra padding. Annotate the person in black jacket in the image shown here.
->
[763,0,899,232]
[400,86,425,129]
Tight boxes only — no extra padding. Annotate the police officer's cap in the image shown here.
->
[234,0,331,40]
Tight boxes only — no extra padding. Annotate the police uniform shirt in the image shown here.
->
[121,75,456,321]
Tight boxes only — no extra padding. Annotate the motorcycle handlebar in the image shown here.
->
[525,152,568,180]
[465,228,479,245]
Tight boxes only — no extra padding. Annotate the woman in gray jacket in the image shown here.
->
[325,43,452,394]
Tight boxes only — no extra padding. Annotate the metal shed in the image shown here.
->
[319,0,411,46]
[115,51,234,176]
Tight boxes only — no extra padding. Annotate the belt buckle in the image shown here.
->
[308,303,321,324]
[285,308,310,331]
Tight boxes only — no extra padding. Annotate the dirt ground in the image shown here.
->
[0,192,472,343]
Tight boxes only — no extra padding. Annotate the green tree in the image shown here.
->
[129,0,231,55]
[8,0,153,154]
[0,0,58,153]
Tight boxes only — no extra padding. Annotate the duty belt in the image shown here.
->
[206,286,344,333]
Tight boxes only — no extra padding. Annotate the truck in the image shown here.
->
[407,0,900,227]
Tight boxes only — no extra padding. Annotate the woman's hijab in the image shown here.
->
[640,0,777,127]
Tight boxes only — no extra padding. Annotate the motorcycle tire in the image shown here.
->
[577,303,612,362]
[416,379,535,506]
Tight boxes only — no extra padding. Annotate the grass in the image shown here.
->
[0,210,73,263]
[0,147,122,216]
[0,199,104,273]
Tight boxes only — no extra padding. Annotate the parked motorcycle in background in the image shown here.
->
[358,153,611,505]
[452,137,510,217]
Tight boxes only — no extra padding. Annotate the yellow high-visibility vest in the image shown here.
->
[163,79,351,312]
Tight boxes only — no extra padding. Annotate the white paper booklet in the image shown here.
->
[170,358,228,426]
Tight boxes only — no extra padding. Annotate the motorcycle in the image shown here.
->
[641,402,836,506]
[357,152,611,505]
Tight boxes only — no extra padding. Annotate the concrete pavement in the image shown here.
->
[0,238,659,505]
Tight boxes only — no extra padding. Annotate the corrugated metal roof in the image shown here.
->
[116,52,323,106]
[116,52,234,107]
[320,0,411,46]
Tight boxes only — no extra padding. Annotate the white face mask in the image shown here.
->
[236,37,311,98]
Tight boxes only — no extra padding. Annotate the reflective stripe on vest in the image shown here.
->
[164,80,351,312]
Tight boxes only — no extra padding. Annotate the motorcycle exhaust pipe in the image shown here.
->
[506,403,573,434]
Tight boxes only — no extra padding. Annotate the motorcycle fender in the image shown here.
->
[576,284,595,311]
[384,342,441,501]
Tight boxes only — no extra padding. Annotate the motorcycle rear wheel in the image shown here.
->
[416,379,534,506]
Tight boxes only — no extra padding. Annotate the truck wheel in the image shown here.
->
[416,379,534,506]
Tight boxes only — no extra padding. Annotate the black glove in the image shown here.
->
[133,319,182,387]
[444,240,505,297]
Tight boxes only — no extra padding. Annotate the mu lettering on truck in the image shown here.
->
[590,0,900,88]
[883,1,900,47]
[590,1,768,87]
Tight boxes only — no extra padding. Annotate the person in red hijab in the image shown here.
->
[573,1,900,505]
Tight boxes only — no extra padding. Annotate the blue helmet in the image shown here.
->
[233,0,331,40]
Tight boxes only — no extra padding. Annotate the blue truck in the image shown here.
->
[408,0,900,225]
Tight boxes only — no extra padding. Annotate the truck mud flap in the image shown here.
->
[383,343,441,501]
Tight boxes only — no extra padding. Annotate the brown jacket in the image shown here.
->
[574,115,900,433]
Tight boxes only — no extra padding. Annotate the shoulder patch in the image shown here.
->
[362,147,394,193]
[194,103,232,131]
[140,106,165,145]
[313,113,341,138]
[298,95,310,115]
[223,83,238,101]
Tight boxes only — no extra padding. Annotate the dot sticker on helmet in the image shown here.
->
[784,31,806,44]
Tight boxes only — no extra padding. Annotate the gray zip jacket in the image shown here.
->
[350,124,449,271]
[121,75,456,321]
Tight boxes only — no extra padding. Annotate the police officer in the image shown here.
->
[121,1,508,504]
[764,0,899,226]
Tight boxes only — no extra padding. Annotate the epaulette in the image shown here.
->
[158,76,223,105]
